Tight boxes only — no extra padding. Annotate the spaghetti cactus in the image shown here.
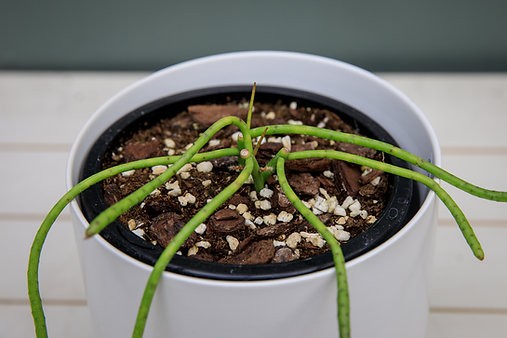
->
[28,84,507,338]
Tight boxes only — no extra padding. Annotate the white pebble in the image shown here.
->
[328,226,351,241]
[242,211,254,221]
[254,216,264,225]
[286,232,302,249]
[196,241,211,249]
[371,176,381,186]
[177,163,193,173]
[263,213,277,225]
[196,161,213,173]
[281,135,292,151]
[288,119,303,125]
[179,171,191,179]
[323,170,334,178]
[265,111,276,120]
[151,165,167,175]
[194,223,207,235]
[336,216,348,225]
[164,138,176,148]
[208,139,220,147]
[366,215,378,224]
[121,169,135,177]
[187,246,199,256]
[289,101,298,110]
[349,200,362,212]
[236,203,249,215]
[226,235,240,251]
[341,196,355,209]
[333,205,347,217]
[273,240,286,247]
[245,219,256,230]
[249,191,258,201]
[312,195,329,214]
[259,187,274,198]
[277,211,294,223]
[300,232,326,248]
[150,189,161,196]
[255,199,272,210]
[132,228,145,238]
[202,179,212,187]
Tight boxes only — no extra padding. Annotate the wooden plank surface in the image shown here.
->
[1,72,506,337]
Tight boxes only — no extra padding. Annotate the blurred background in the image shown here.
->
[2,0,507,72]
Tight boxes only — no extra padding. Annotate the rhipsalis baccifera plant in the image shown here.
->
[28,84,507,338]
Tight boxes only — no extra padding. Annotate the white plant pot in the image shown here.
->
[68,51,440,338]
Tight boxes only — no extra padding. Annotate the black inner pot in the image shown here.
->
[79,86,420,281]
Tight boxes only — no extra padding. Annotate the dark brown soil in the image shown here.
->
[101,99,390,264]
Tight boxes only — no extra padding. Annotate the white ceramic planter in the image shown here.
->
[68,51,440,338]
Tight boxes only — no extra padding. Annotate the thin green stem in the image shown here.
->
[27,148,238,338]
[87,117,254,236]
[132,156,255,338]
[250,125,507,202]
[276,153,350,338]
[287,149,484,260]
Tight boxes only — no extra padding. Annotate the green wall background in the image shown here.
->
[2,0,506,72]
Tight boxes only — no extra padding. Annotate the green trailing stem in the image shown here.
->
[27,148,239,338]
[250,125,507,203]
[132,154,255,338]
[86,116,256,237]
[286,149,484,260]
[277,152,351,338]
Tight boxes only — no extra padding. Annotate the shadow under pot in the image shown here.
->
[78,85,419,281]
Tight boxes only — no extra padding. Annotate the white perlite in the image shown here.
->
[300,232,326,248]
[164,138,176,148]
[121,169,135,177]
[151,165,167,175]
[328,226,351,242]
[255,199,272,210]
[196,241,211,249]
[178,192,196,206]
[265,111,276,120]
[194,223,207,235]
[263,213,277,225]
[312,195,329,215]
[289,101,298,110]
[196,161,213,173]
[259,187,274,198]
[286,232,302,249]
[323,170,334,178]
[166,181,182,197]
[281,135,292,151]
[277,210,294,223]
[179,171,191,179]
[226,235,239,251]
[177,163,193,174]
[236,203,249,215]
[187,246,199,256]
[273,240,286,247]
[202,179,212,187]
[208,139,220,147]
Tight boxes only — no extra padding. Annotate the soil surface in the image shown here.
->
[101,98,390,264]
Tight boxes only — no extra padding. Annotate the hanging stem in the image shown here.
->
[276,151,350,338]
[27,148,239,338]
[132,154,255,338]
[86,117,255,236]
[252,125,507,202]
[286,149,484,260]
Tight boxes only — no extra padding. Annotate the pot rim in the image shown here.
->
[67,51,441,285]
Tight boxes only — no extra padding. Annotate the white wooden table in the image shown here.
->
[1,72,506,337]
